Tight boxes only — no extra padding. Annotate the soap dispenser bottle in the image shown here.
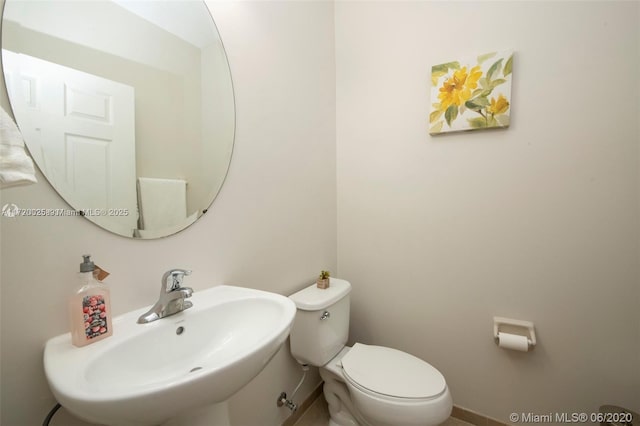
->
[69,255,113,347]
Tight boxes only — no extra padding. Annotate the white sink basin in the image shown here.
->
[44,285,297,426]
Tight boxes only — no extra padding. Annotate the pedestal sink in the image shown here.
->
[44,285,297,426]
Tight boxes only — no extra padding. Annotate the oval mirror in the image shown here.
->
[1,0,235,239]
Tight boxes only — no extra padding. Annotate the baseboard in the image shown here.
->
[281,386,508,426]
[281,383,324,426]
[452,405,509,426]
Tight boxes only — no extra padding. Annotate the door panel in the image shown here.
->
[3,50,138,235]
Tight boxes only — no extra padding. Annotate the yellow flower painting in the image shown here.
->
[430,50,513,135]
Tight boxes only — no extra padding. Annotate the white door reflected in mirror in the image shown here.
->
[3,51,139,236]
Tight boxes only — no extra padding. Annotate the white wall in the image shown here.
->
[200,40,235,215]
[336,1,640,423]
[0,1,336,425]
[3,0,199,76]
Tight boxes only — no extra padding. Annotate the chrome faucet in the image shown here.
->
[137,269,193,324]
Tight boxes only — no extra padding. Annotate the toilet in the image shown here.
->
[289,278,452,426]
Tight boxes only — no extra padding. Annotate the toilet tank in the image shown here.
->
[289,278,351,367]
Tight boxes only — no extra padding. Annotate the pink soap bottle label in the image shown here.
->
[82,294,109,340]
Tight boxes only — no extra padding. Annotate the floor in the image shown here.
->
[293,395,474,426]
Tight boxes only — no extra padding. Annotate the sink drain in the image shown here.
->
[176,326,185,335]
[189,367,202,373]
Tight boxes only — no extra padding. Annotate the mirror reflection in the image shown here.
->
[1,0,235,238]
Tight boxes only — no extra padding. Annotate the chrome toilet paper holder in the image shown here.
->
[493,316,537,349]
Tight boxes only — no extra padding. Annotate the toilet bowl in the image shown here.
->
[321,344,452,426]
[289,279,452,426]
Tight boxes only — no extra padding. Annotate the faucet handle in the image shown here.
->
[162,269,192,292]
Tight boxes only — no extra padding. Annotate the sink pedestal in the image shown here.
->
[161,402,230,426]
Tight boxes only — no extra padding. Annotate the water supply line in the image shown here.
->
[277,364,309,412]
[42,403,61,426]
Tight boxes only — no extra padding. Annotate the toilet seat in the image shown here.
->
[340,343,447,401]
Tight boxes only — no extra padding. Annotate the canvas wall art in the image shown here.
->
[429,50,513,135]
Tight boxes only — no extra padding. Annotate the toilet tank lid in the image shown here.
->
[289,278,351,310]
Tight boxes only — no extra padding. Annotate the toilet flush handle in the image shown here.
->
[320,311,330,320]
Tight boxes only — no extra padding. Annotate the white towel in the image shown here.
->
[0,106,37,188]
[137,177,187,230]
[136,212,198,239]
